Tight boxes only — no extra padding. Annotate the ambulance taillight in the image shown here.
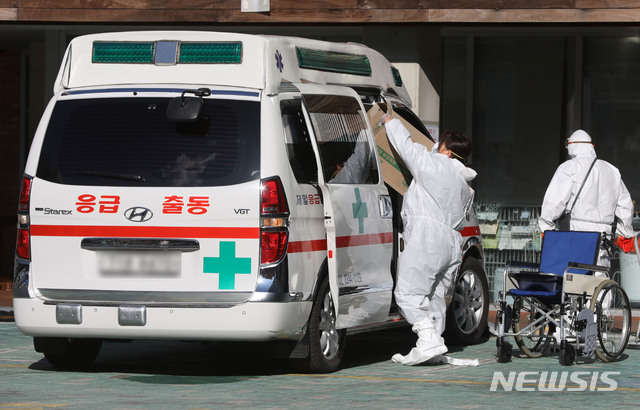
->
[16,175,32,260]
[260,177,289,265]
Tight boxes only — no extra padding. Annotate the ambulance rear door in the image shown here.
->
[298,85,394,329]
[26,88,263,308]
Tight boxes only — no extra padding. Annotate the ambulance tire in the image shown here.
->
[307,275,346,373]
[444,256,489,345]
[34,337,102,368]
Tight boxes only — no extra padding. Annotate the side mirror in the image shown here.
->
[166,88,211,122]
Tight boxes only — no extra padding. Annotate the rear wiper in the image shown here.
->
[78,171,145,182]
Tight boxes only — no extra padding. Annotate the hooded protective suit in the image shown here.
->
[384,118,475,365]
[538,129,634,267]
[330,138,372,184]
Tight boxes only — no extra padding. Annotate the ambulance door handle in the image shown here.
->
[81,238,200,252]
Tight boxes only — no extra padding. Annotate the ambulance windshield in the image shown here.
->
[36,97,260,187]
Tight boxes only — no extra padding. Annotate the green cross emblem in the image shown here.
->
[352,187,368,234]
[203,241,251,290]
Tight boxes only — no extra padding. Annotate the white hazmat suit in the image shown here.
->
[383,117,475,366]
[538,129,634,267]
[330,138,371,184]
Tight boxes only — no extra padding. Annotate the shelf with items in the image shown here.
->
[474,203,543,302]
[475,203,542,251]
[475,202,501,250]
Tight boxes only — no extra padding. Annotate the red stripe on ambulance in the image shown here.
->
[30,225,259,239]
[288,232,393,253]
[336,232,393,248]
[287,239,327,253]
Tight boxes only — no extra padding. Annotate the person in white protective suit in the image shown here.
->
[381,112,477,366]
[330,137,372,184]
[538,129,635,267]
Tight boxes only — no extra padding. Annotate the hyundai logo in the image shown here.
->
[124,207,153,223]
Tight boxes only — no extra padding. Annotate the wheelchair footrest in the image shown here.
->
[577,308,597,357]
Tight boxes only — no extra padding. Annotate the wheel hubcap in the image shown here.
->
[454,269,485,334]
[319,291,339,359]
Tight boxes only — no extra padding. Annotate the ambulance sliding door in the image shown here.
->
[300,88,393,329]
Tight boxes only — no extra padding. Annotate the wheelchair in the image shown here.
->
[495,230,632,365]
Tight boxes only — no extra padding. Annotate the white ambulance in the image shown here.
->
[14,31,488,373]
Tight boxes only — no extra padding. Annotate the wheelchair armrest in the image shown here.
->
[566,261,609,275]
[505,260,539,271]
[510,271,562,280]
[522,271,562,277]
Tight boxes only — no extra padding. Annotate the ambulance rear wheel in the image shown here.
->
[445,256,489,345]
[307,275,346,373]
[34,337,102,368]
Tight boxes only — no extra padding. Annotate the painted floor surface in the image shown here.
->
[1,321,639,409]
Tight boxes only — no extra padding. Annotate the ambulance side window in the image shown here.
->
[282,99,318,183]
[303,94,379,185]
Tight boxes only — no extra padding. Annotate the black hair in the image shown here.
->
[439,130,472,162]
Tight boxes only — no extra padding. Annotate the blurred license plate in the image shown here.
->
[98,251,181,278]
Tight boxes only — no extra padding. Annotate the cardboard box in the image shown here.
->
[367,103,434,195]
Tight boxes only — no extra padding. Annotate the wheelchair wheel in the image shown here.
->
[590,279,631,362]
[496,337,512,363]
[559,341,575,366]
[512,296,552,358]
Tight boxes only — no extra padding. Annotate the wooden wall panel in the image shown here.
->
[576,0,640,8]
[358,0,429,8]
[18,0,356,10]
[273,0,358,9]
[446,0,575,8]
[219,9,429,23]
[4,0,640,23]
[0,7,16,19]
[19,0,221,9]
[433,0,500,8]
[360,0,576,8]
[17,8,218,22]
[430,7,640,22]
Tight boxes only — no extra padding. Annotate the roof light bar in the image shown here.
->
[179,42,242,64]
[391,66,403,87]
[92,42,155,63]
[296,47,372,76]
[92,41,243,64]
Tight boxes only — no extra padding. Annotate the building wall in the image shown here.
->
[1,7,639,294]
[2,1,640,24]
[0,49,20,280]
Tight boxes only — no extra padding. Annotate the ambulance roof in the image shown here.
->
[53,30,411,106]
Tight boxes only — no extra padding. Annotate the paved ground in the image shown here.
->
[2,276,640,408]
[0,279,12,322]
[2,315,640,409]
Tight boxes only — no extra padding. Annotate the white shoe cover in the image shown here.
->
[391,344,448,366]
